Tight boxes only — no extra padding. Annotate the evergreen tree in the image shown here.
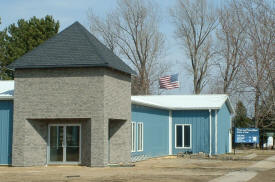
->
[233,101,252,128]
[0,15,59,79]
[0,17,7,78]
[0,17,3,62]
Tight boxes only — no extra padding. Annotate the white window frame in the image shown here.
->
[175,124,192,149]
[131,122,136,152]
[137,122,144,152]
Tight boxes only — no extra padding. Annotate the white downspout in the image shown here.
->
[229,115,232,153]
[215,110,218,154]
[209,109,212,156]
[169,110,172,155]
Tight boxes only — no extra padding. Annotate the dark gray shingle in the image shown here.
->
[8,21,136,75]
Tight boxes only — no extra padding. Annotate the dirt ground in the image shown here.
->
[249,168,275,182]
[0,150,274,182]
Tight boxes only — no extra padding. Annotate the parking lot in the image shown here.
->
[0,150,274,182]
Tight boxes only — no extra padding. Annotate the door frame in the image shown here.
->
[47,124,81,165]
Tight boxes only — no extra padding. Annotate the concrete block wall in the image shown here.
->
[104,69,131,164]
[24,120,48,166]
[12,67,131,167]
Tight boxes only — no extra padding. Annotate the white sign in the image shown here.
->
[267,136,273,147]
[253,137,257,142]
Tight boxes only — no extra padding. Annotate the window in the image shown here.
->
[175,124,191,148]
[131,122,136,152]
[137,122,143,151]
[131,122,143,152]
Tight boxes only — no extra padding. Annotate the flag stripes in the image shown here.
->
[159,74,179,89]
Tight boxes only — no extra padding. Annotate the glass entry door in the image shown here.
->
[48,125,81,164]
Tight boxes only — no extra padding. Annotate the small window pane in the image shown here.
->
[49,126,63,162]
[137,123,143,151]
[66,126,80,162]
[131,123,136,152]
[184,125,191,147]
[176,125,183,147]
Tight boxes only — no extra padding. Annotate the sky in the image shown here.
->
[0,0,225,94]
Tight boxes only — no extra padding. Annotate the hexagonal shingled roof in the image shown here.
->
[8,21,136,75]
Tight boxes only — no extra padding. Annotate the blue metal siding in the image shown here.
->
[0,100,13,165]
[131,104,169,158]
[217,103,231,154]
[172,110,210,154]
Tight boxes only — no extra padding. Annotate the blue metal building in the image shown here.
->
[131,95,234,160]
[0,81,14,165]
[0,81,234,164]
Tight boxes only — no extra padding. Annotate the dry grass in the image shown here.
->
[0,150,274,182]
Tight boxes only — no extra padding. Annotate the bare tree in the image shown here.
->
[258,44,275,128]
[170,0,217,94]
[214,2,247,94]
[235,0,275,128]
[88,0,167,95]
[88,12,118,53]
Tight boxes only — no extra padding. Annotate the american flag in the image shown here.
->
[159,74,180,89]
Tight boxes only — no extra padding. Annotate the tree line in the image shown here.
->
[88,0,274,129]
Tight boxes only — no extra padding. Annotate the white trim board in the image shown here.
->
[209,109,212,155]
[137,122,144,152]
[215,110,218,154]
[169,110,172,155]
[131,122,136,152]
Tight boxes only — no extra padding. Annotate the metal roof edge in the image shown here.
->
[0,96,14,100]
[132,100,222,111]
[132,100,170,110]
[132,94,229,97]
[10,64,135,75]
[9,63,108,70]
[171,107,221,110]
[131,94,235,113]
[225,96,235,115]
[213,95,234,115]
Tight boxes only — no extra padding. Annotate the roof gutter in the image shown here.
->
[0,96,14,100]
[132,100,221,111]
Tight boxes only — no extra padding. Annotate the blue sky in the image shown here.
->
[0,0,225,94]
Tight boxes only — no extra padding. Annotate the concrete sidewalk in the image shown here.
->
[209,155,275,182]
